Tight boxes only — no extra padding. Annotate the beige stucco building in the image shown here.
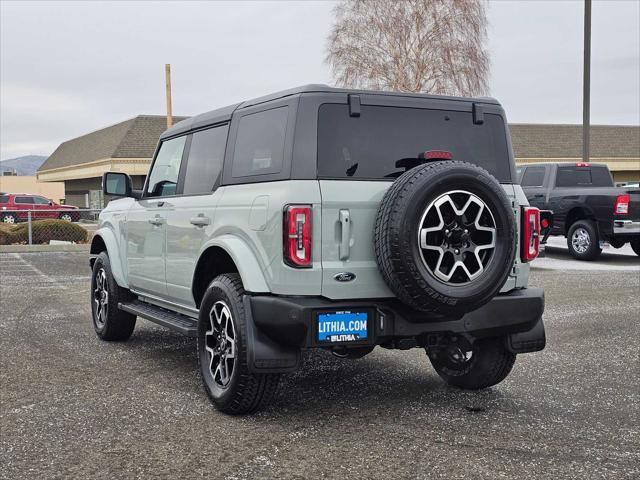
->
[0,176,65,203]
[510,124,640,183]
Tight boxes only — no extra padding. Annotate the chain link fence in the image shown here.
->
[0,209,101,246]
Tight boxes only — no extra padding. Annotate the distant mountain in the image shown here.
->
[0,155,48,176]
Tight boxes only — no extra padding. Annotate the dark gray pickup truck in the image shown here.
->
[518,163,640,260]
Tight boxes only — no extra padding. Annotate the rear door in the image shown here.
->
[13,196,35,220]
[164,123,229,307]
[316,101,515,299]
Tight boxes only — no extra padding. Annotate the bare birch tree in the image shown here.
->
[326,0,490,96]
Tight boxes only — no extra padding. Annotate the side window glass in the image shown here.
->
[34,197,50,205]
[15,196,34,204]
[183,124,229,195]
[0,195,8,204]
[146,136,187,197]
[232,106,288,178]
[521,167,545,187]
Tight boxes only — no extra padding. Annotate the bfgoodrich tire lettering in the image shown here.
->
[374,161,516,315]
[198,273,280,414]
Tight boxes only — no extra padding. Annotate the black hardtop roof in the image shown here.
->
[161,84,500,139]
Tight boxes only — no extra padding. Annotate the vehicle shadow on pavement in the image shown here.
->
[120,325,509,417]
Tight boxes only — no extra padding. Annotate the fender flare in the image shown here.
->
[198,235,270,293]
[90,228,128,288]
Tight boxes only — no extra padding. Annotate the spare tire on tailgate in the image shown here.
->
[374,161,516,316]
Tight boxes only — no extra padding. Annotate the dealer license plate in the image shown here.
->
[316,311,368,343]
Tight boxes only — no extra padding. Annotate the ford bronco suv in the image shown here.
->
[90,85,546,414]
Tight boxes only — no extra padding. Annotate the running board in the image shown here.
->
[118,300,197,337]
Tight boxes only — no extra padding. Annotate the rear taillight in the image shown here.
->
[521,206,540,263]
[614,194,629,215]
[283,205,312,268]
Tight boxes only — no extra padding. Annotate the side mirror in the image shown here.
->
[102,172,141,199]
[48,201,53,206]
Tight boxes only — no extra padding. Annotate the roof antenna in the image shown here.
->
[165,64,173,129]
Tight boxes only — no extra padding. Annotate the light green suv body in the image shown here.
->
[90,85,545,414]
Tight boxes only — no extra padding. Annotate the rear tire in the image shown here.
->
[198,273,280,414]
[567,219,602,260]
[631,238,640,256]
[428,337,516,390]
[91,251,136,341]
[1,213,17,224]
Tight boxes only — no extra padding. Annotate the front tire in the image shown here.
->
[198,273,280,414]
[567,219,602,260]
[91,251,136,341]
[428,337,516,390]
[631,238,640,256]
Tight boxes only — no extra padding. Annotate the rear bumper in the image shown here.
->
[249,287,545,354]
[613,219,640,235]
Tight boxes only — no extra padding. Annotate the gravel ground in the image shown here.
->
[1,251,639,479]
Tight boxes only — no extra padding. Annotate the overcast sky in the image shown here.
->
[1,0,639,160]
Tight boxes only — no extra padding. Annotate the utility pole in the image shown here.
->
[165,64,173,129]
[583,0,591,163]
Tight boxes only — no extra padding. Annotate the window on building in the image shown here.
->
[520,167,546,187]
[183,124,229,195]
[146,135,187,197]
[232,107,288,178]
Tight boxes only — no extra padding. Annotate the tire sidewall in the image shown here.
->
[386,163,515,312]
[91,252,114,335]
[198,278,246,407]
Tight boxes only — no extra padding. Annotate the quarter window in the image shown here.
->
[520,167,545,187]
[146,135,187,197]
[183,124,229,195]
[232,107,288,178]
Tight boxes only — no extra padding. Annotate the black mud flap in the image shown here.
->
[243,296,301,374]
[505,317,546,353]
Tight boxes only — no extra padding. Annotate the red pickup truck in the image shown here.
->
[0,193,79,223]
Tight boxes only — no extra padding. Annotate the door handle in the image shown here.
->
[339,209,351,260]
[190,214,210,227]
[533,194,544,198]
[148,215,164,226]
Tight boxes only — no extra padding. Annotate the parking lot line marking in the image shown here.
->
[7,253,70,291]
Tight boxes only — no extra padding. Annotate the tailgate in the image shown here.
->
[319,180,393,299]
[319,180,525,300]
[626,188,640,220]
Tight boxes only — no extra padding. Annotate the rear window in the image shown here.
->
[556,166,613,187]
[0,195,8,204]
[317,104,512,182]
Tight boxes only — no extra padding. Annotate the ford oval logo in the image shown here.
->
[334,272,356,282]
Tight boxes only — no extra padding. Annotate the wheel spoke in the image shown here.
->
[418,190,497,285]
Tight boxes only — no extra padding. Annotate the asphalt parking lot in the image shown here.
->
[1,249,639,479]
